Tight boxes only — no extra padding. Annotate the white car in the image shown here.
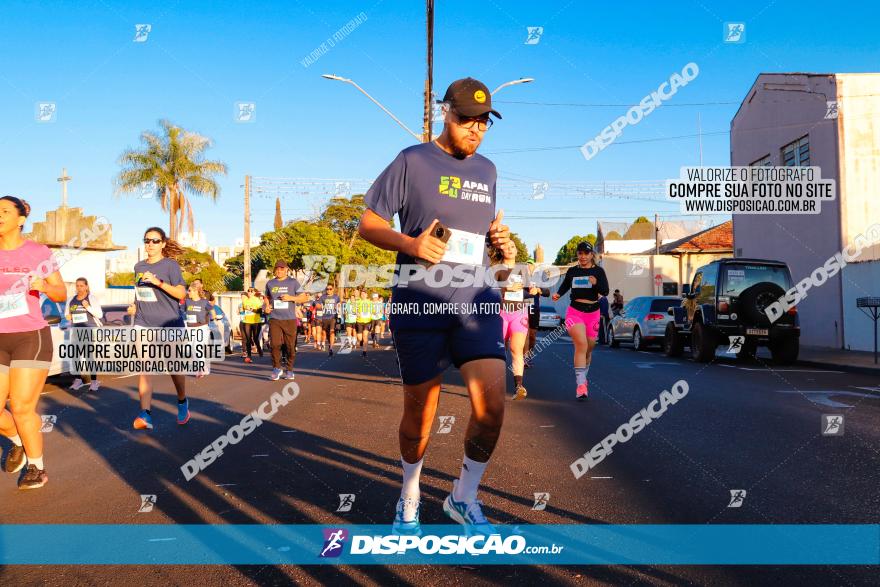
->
[537,304,563,329]
[39,295,68,377]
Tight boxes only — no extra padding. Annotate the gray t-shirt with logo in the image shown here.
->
[365,141,501,329]
[264,277,302,321]
[133,257,185,327]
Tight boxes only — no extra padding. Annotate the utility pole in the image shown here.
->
[244,175,251,289]
[423,0,434,143]
[654,213,660,255]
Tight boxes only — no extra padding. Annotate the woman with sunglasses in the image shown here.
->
[240,287,263,363]
[552,241,609,401]
[130,227,189,429]
[0,196,67,489]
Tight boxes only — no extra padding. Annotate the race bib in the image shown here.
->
[244,310,254,317]
[504,289,524,302]
[186,314,198,324]
[316,310,324,317]
[136,286,157,302]
[0,293,29,319]
[441,228,485,266]
[72,312,88,324]
[572,276,592,289]
[274,300,289,310]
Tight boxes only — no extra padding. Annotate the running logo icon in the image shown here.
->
[532,492,550,511]
[727,336,745,354]
[724,22,746,43]
[138,494,157,513]
[319,528,348,558]
[439,176,461,198]
[628,256,649,276]
[824,101,839,120]
[336,493,355,512]
[821,414,844,436]
[437,415,455,434]
[35,102,56,123]
[134,24,152,42]
[235,102,256,123]
[525,26,544,45]
[40,415,57,433]
[727,489,746,508]
[531,181,549,200]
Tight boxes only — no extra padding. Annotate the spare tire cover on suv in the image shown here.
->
[738,282,786,327]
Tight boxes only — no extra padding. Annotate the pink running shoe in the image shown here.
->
[576,382,588,401]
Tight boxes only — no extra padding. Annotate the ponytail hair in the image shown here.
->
[1,196,31,231]
[143,226,185,259]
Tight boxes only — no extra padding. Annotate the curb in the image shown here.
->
[796,358,880,376]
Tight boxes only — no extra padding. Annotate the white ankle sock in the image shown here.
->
[9,434,22,446]
[453,455,488,503]
[400,456,423,500]
[29,455,44,470]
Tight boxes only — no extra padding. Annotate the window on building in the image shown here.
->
[781,136,810,166]
[750,154,772,167]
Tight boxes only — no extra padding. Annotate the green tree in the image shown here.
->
[178,248,227,293]
[634,216,651,223]
[106,272,135,287]
[318,194,366,247]
[115,119,227,240]
[554,234,597,265]
[605,230,622,240]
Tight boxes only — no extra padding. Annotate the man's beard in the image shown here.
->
[449,133,480,159]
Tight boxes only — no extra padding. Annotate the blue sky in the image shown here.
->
[1,0,878,261]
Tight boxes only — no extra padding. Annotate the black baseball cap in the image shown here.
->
[576,241,594,253]
[442,78,502,119]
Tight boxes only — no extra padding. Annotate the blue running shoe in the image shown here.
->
[177,399,191,425]
[391,497,422,536]
[443,480,497,536]
[269,368,283,381]
[133,410,153,430]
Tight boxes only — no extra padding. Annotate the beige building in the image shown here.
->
[731,73,880,350]
[601,221,733,299]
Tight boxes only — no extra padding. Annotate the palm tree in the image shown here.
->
[115,119,227,240]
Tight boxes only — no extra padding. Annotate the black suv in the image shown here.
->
[664,258,800,364]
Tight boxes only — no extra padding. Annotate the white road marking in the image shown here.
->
[773,389,879,408]
[590,476,612,479]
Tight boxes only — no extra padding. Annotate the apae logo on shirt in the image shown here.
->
[439,175,461,198]
[438,176,491,204]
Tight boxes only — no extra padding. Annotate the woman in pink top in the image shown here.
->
[0,196,67,490]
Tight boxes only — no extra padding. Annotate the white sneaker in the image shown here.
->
[88,381,100,392]
[70,378,84,390]
[284,370,295,380]
[269,368,283,381]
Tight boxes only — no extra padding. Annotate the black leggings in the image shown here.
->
[241,322,262,357]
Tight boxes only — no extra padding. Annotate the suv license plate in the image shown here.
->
[746,328,769,336]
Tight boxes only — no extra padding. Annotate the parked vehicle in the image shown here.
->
[664,258,800,364]
[538,304,563,329]
[607,296,679,351]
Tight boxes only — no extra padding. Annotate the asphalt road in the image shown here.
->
[1,331,878,586]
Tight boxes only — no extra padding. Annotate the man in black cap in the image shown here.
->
[263,260,309,381]
[358,77,510,536]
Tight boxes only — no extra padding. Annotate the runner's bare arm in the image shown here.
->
[31,270,67,302]
[358,209,446,264]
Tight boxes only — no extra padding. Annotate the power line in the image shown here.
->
[494,99,738,108]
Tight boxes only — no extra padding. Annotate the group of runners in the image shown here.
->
[0,78,609,542]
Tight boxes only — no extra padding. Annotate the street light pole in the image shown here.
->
[492,77,535,96]
[321,74,421,142]
[423,0,434,143]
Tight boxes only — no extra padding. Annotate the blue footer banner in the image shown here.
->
[1,524,877,565]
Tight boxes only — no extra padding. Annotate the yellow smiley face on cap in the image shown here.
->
[473,90,486,103]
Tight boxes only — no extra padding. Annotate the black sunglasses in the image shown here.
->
[143,238,163,244]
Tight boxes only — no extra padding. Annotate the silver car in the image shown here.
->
[608,296,679,351]
[537,304,563,329]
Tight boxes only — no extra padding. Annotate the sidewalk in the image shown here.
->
[795,345,880,375]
